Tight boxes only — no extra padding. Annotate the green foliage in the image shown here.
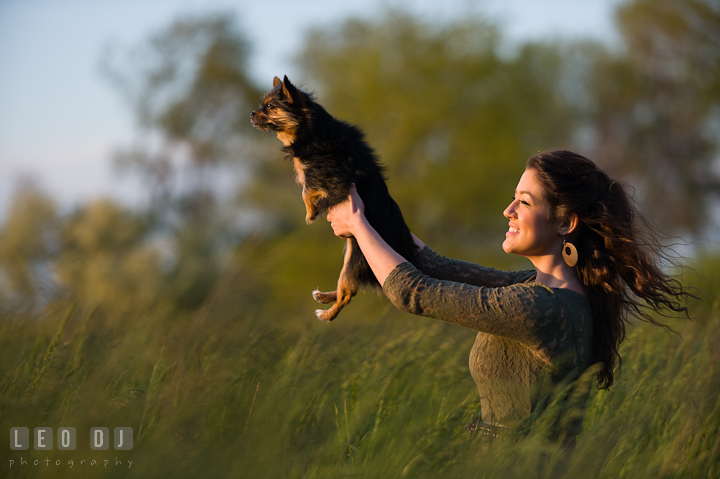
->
[101,12,265,210]
[54,200,165,315]
[0,188,57,307]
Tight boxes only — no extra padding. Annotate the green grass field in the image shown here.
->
[2,246,718,479]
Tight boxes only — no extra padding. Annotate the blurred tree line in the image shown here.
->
[1,0,718,319]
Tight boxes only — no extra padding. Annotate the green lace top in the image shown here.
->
[382,246,595,435]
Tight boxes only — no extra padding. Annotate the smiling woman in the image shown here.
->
[326,149,696,447]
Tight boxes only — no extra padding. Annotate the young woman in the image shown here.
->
[326,150,693,442]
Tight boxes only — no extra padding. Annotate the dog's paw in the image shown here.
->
[305,214,317,224]
[315,309,334,322]
[312,289,337,304]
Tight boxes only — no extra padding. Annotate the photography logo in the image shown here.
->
[10,427,133,450]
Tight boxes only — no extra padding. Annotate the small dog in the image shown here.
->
[251,76,419,321]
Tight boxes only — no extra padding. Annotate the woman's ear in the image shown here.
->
[558,213,579,236]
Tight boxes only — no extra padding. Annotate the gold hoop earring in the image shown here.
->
[562,238,578,267]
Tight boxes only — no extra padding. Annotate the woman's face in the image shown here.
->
[502,168,562,259]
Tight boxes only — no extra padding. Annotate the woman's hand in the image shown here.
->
[327,184,365,239]
[327,184,405,286]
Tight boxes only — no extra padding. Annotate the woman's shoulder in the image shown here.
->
[494,281,592,328]
[512,284,594,360]
[512,269,537,284]
[515,281,591,309]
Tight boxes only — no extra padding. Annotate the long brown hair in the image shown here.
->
[527,150,694,389]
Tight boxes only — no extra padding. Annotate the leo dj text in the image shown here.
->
[10,427,133,450]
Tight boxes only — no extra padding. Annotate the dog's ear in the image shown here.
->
[273,76,282,88]
[282,75,298,104]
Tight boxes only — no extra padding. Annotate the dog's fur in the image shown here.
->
[251,76,418,321]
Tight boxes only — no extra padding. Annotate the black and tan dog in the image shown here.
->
[251,76,418,321]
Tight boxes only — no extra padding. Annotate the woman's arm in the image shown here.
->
[328,187,559,347]
[327,185,406,287]
[382,262,560,348]
[411,219,534,288]
[414,246,535,288]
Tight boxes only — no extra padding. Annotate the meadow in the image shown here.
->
[1,235,718,479]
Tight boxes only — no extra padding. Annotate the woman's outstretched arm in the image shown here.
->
[329,189,567,348]
[327,185,406,287]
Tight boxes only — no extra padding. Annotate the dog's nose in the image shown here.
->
[250,111,255,117]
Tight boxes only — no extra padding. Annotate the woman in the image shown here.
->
[326,150,693,442]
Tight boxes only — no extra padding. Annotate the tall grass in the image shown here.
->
[1,254,718,478]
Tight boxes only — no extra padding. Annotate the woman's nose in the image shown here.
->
[503,202,516,219]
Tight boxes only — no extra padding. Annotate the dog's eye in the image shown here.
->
[264,104,273,110]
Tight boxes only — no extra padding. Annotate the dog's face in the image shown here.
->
[251,76,304,145]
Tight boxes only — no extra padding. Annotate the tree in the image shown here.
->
[55,200,165,314]
[102,13,265,212]
[583,0,720,234]
[102,13,278,308]
[296,11,580,261]
[0,187,57,310]
[299,4,720,242]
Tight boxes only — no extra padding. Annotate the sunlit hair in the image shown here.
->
[527,150,694,389]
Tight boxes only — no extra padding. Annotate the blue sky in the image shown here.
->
[0,0,626,217]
